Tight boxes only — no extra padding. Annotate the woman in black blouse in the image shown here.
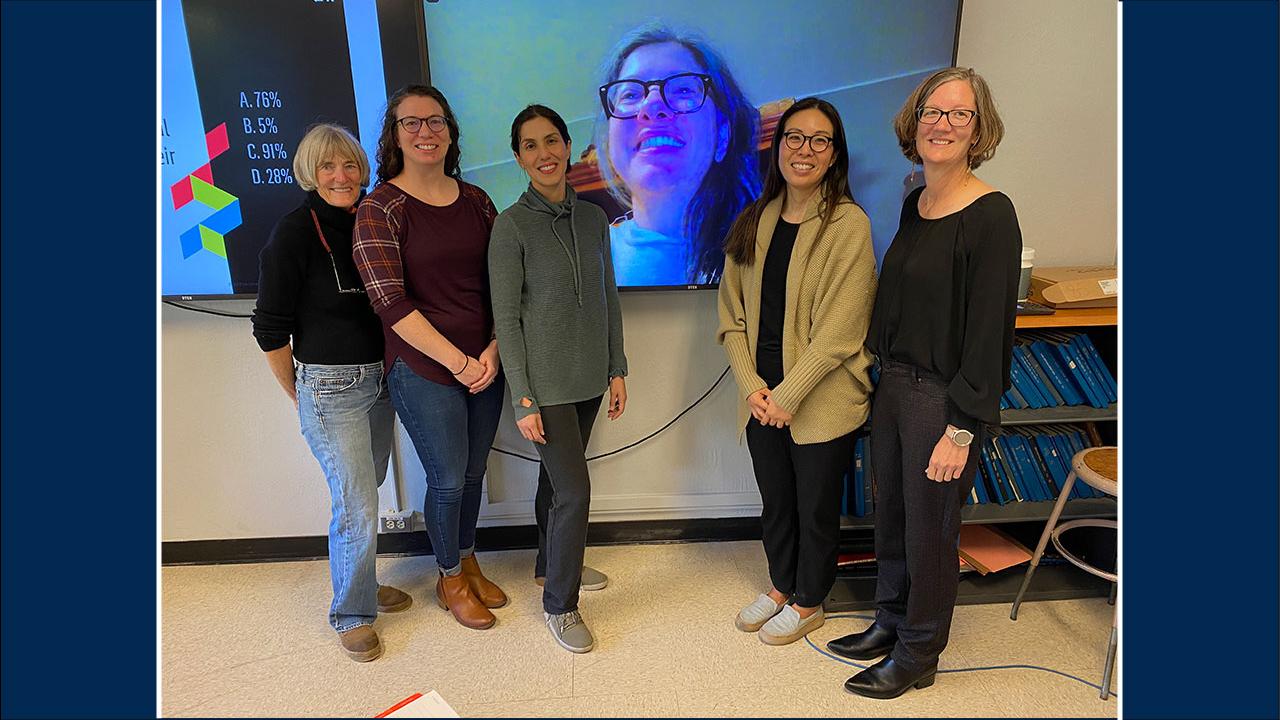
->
[829,68,1021,699]
[251,124,410,663]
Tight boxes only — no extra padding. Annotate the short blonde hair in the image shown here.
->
[893,67,1005,170]
[292,123,370,192]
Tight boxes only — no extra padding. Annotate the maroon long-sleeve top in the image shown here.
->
[353,180,498,385]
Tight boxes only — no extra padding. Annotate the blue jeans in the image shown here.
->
[296,361,394,633]
[387,358,504,573]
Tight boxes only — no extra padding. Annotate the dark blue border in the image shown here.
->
[1,1,157,717]
[1124,2,1278,719]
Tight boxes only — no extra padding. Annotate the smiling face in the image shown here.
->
[315,154,362,209]
[395,94,451,170]
[515,115,571,198]
[915,79,978,170]
[606,42,726,207]
[778,108,836,194]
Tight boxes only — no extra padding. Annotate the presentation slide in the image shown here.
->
[426,0,960,288]
[161,0,395,298]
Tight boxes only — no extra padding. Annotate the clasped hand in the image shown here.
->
[455,342,500,394]
[748,388,792,429]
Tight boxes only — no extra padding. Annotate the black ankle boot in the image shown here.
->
[844,656,937,700]
[826,622,897,660]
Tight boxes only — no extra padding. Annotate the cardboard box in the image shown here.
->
[1029,265,1118,309]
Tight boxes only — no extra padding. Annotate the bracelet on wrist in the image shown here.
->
[451,356,470,376]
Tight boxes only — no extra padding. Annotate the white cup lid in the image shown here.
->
[1022,248,1036,261]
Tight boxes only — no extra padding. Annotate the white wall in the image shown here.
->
[160,0,1117,542]
[957,0,1118,267]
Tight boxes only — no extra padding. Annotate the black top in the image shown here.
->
[251,191,385,365]
[867,187,1021,432]
[755,219,800,388]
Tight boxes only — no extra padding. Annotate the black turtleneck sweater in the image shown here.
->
[252,191,384,365]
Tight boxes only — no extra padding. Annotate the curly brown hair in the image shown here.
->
[374,85,462,184]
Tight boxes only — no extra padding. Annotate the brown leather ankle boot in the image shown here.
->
[435,573,496,630]
[460,554,509,608]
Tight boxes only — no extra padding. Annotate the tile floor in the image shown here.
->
[161,541,1117,717]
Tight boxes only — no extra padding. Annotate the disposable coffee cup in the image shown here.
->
[1017,248,1035,302]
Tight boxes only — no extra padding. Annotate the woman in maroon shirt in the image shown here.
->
[353,85,507,631]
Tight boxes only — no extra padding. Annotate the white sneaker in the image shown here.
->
[759,605,825,645]
[735,593,786,632]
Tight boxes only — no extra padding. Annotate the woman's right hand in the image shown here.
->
[452,355,485,387]
[747,388,771,423]
[516,412,546,444]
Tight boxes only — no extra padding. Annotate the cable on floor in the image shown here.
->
[808,613,1117,700]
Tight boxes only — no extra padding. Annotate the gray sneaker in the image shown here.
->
[545,610,595,653]
[535,565,609,591]
[735,593,786,632]
[758,604,824,645]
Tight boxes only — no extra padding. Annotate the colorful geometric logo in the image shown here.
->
[170,122,241,259]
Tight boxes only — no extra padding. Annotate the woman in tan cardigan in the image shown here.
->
[717,97,877,646]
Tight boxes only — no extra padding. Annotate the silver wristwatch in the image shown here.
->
[946,426,975,447]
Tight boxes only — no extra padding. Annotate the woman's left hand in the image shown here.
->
[607,376,627,420]
[469,340,501,394]
[761,398,793,429]
[926,430,970,482]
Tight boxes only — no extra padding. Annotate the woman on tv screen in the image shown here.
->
[594,23,760,287]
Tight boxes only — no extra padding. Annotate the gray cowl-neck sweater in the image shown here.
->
[489,184,627,419]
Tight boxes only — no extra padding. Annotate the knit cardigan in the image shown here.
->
[716,192,878,444]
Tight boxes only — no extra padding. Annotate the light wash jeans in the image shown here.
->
[387,358,503,574]
[296,361,394,632]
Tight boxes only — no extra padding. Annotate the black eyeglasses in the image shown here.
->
[917,106,978,127]
[396,115,448,134]
[781,131,834,153]
[310,209,365,295]
[599,73,713,119]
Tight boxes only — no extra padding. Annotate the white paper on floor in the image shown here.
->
[375,690,460,718]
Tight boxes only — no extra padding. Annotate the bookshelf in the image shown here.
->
[826,305,1118,611]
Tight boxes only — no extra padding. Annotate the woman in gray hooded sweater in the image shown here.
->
[489,104,628,654]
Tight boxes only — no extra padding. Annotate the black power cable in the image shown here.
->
[163,298,733,461]
[491,366,732,463]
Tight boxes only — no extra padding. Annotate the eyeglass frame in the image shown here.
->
[309,209,366,295]
[780,130,835,153]
[916,106,979,127]
[598,72,715,120]
[395,115,448,134]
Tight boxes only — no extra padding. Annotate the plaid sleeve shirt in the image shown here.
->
[353,184,416,326]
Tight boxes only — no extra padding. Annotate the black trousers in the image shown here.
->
[745,422,855,608]
[532,395,602,614]
[871,361,981,671]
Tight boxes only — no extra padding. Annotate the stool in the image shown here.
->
[1010,446,1118,700]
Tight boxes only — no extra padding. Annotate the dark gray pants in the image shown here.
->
[871,361,980,671]
[745,422,855,608]
[534,395,602,614]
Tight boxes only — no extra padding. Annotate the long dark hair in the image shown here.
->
[510,104,571,153]
[594,23,760,283]
[724,97,853,266]
[374,85,462,184]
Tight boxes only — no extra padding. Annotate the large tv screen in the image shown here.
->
[426,0,961,289]
[161,0,960,297]
[160,0,426,299]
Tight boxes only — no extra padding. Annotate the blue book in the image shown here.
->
[1055,343,1105,408]
[995,435,1030,502]
[1048,432,1082,499]
[1031,340,1086,406]
[1006,382,1029,409]
[1072,334,1118,402]
[988,442,1015,504]
[1015,346,1057,407]
[1064,338,1109,408]
[852,439,866,517]
[1010,435,1047,501]
[973,465,990,504]
[1009,354,1048,409]
[1063,430,1099,497]
[1019,344,1065,406]
[979,444,1006,504]
[1021,433,1061,499]
[1035,434,1071,499]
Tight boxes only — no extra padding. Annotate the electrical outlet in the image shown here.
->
[379,510,413,533]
